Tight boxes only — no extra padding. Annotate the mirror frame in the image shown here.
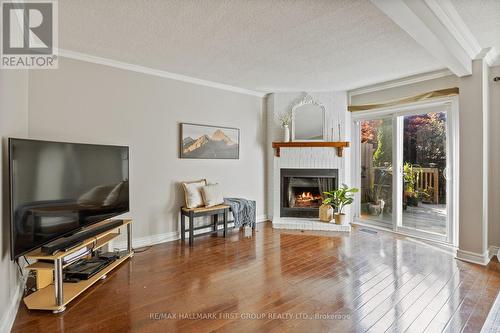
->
[291,93,327,142]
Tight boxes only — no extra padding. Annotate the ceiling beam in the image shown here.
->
[424,0,481,59]
[485,47,500,67]
[370,0,473,76]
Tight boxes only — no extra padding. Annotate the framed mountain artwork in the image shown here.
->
[180,123,240,159]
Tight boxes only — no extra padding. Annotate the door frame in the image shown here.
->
[351,96,459,246]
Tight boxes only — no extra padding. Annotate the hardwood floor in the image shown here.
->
[12,222,500,333]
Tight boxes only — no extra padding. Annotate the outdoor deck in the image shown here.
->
[360,203,447,235]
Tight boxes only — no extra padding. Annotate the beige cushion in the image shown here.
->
[182,179,207,208]
[201,183,224,207]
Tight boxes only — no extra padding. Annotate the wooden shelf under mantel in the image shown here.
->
[272,141,350,157]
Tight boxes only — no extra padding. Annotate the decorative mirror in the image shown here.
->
[291,94,326,141]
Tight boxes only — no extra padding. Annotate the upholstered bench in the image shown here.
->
[180,204,230,246]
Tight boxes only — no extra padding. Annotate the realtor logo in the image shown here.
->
[1,0,58,69]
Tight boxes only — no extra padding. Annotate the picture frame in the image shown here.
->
[180,123,240,159]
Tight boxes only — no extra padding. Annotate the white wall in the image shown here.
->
[27,57,267,241]
[489,65,500,249]
[0,70,29,333]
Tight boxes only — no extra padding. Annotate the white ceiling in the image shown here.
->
[58,0,496,93]
[452,0,500,54]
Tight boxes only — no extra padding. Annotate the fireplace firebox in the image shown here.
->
[280,169,338,218]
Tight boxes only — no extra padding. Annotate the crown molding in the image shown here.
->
[56,49,267,98]
[347,69,453,98]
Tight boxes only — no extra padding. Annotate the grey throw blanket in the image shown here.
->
[223,198,256,229]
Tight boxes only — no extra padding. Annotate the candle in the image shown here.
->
[337,112,341,141]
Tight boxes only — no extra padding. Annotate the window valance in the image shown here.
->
[348,87,459,112]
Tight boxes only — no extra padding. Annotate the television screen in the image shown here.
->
[9,138,129,259]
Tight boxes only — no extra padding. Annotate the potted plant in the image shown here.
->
[403,163,429,207]
[323,184,359,225]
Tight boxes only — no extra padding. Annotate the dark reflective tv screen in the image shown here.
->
[9,139,129,259]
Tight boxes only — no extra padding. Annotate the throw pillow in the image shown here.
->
[201,183,224,207]
[182,179,207,208]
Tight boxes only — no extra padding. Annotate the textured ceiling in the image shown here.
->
[452,0,500,55]
[59,0,444,92]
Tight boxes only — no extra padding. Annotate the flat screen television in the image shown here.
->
[9,138,129,259]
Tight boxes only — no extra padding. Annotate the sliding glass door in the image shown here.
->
[359,117,393,227]
[353,102,455,244]
[400,112,448,235]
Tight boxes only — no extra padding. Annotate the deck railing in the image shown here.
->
[361,164,440,204]
[418,168,439,204]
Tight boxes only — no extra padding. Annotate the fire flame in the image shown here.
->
[296,192,321,201]
[292,191,322,208]
[300,192,312,199]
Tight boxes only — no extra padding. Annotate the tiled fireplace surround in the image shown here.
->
[267,92,352,232]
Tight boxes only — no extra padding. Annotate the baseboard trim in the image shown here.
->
[113,215,268,250]
[0,275,26,333]
[112,231,180,250]
[489,246,500,259]
[456,248,490,266]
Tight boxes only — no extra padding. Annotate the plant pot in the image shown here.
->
[368,199,385,216]
[334,213,346,225]
[319,204,333,222]
[368,203,381,216]
[407,196,419,207]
